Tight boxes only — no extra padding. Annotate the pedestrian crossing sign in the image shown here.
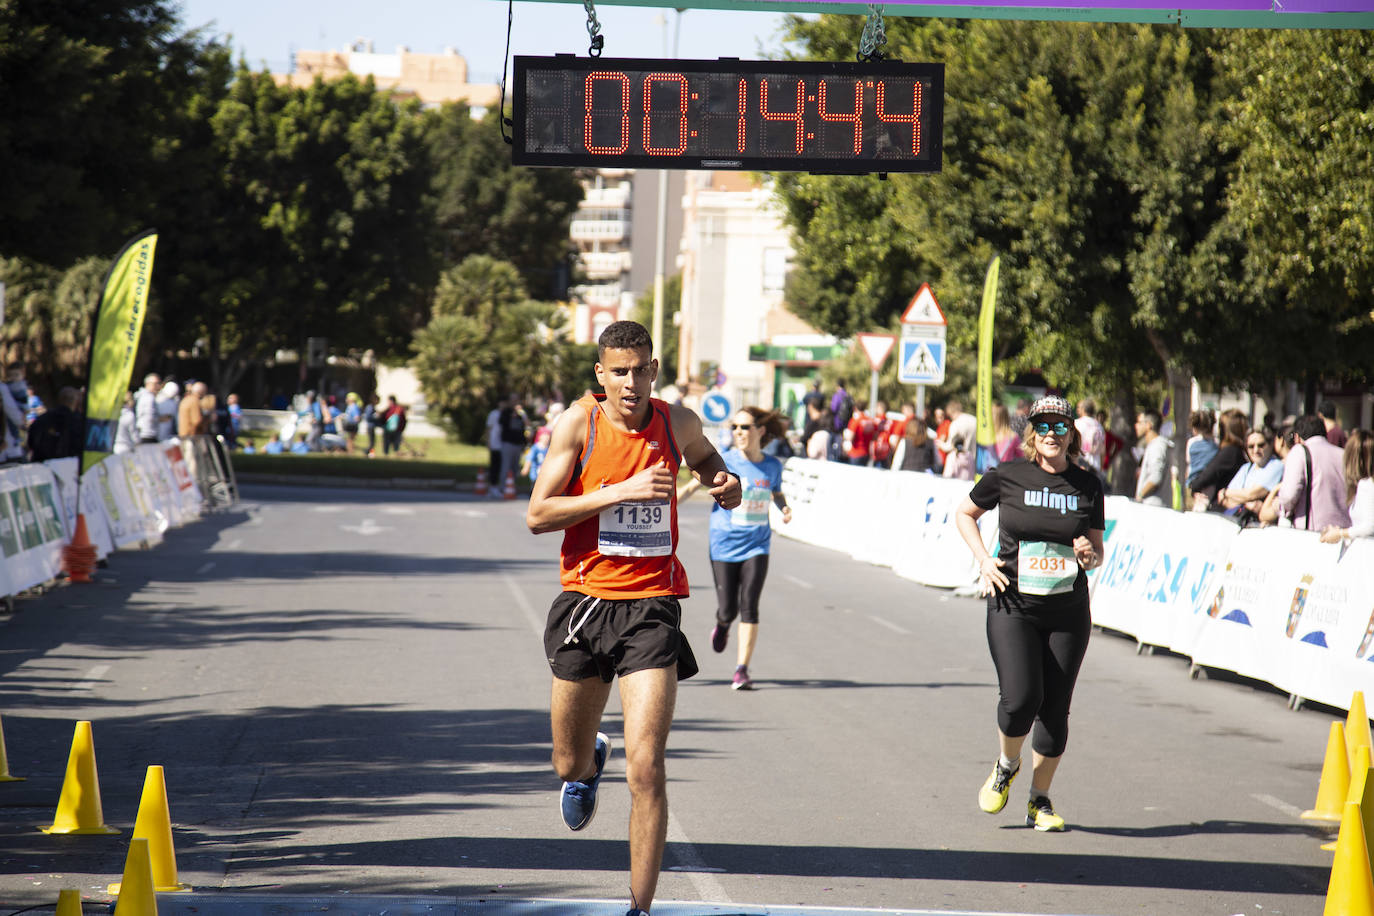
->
[899,338,945,385]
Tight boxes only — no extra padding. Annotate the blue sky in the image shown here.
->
[178,0,804,86]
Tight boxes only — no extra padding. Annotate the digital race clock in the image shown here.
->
[512,56,944,174]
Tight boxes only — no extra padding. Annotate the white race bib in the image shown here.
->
[731,484,771,528]
[599,500,672,557]
[1017,540,1078,596]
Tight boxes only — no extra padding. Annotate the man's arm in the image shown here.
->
[526,405,676,534]
[1275,446,1306,515]
[670,404,742,509]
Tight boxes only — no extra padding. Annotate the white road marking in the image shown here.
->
[225,539,242,551]
[381,506,415,515]
[341,519,391,536]
[311,506,346,513]
[666,811,732,903]
[196,561,216,576]
[783,574,813,590]
[455,509,489,518]
[1253,792,1306,820]
[869,615,911,635]
[74,664,110,691]
[503,574,545,638]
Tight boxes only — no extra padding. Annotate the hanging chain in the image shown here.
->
[858,4,887,62]
[584,0,605,57]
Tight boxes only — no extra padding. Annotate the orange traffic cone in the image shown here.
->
[55,889,83,916]
[1325,801,1374,915]
[1306,721,1352,823]
[42,721,120,835]
[1326,745,1372,851]
[502,470,517,500]
[61,513,97,584]
[112,837,158,915]
[474,469,488,497]
[108,766,189,893]
[1350,692,1373,771]
[0,714,25,782]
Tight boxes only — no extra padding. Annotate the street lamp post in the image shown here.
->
[651,9,684,389]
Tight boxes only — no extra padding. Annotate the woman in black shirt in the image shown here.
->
[954,394,1105,832]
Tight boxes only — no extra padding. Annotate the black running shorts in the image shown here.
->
[544,591,699,683]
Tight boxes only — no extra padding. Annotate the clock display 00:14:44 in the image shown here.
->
[514,58,945,172]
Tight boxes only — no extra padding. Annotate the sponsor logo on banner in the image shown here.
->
[1286,574,1312,639]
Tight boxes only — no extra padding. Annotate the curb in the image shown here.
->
[235,472,467,492]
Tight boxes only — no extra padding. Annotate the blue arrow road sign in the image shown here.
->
[702,392,732,423]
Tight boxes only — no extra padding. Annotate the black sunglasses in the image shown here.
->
[731,423,755,430]
[1032,420,1071,436]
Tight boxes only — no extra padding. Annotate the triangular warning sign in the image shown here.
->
[900,283,946,326]
[855,333,896,371]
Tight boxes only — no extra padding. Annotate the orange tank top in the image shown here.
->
[559,394,688,599]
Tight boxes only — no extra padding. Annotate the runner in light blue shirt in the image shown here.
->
[680,407,791,690]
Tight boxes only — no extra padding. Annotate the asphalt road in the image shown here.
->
[0,483,1344,915]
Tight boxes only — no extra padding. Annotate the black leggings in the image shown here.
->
[985,594,1091,758]
[711,555,770,626]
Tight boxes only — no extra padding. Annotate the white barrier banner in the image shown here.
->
[889,472,989,590]
[160,438,203,522]
[779,459,987,590]
[1089,497,1236,655]
[94,453,164,548]
[0,464,67,592]
[1189,528,1374,709]
[45,458,114,560]
[136,444,185,530]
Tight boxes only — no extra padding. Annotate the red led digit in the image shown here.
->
[737,78,747,153]
[817,79,863,155]
[875,80,923,156]
[584,71,630,155]
[643,73,689,155]
[760,78,805,154]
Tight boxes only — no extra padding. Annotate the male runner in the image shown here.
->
[527,320,742,916]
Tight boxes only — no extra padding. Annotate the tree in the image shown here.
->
[425,105,584,299]
[412,256,591,440]
[1212,29,1374,393]
[0,1,232,265]
[774,16,1273,442]
[160,68,441,398]
[632,273,682,383]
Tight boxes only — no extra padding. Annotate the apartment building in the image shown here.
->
[677,172,836,416]
[276,42,498,110]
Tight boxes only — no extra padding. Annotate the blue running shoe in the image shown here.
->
[560,732,611,831]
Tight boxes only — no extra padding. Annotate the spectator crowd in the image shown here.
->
[791,380,1371,542]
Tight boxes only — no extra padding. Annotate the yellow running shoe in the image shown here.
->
[1026,795,1066,832]
[977,759,1019,814]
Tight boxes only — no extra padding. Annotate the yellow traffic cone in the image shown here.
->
[41,721,120,835]
[0,714,25,782]
[1306,721,1352,823]
[55,888,83,916]
[1325,801,1374,915]
[108,766,189,893]
[1326,746,1372,850]
[112,837,159,915]
[1351,692,1373,771]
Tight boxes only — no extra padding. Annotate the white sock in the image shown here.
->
[999,754,1020,773]
[1029,787,1049,801]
